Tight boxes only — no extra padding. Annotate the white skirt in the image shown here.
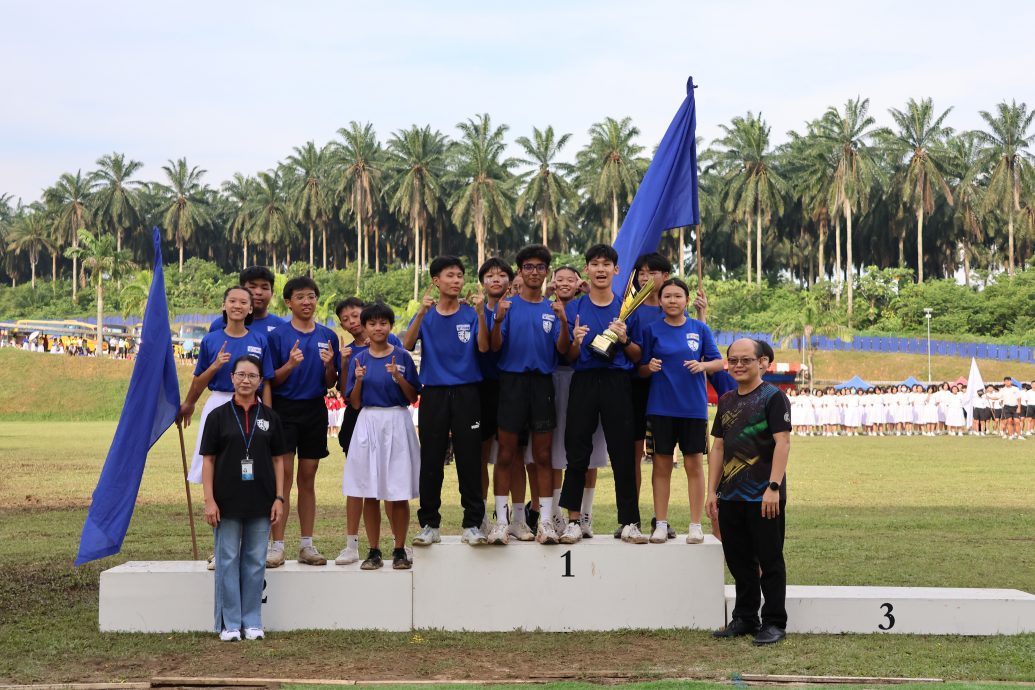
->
[844,406,862,427]
[922,403,939,425]
[343,407,421,501]
[187,390,234,484]
[797,404,816,426]
[552,368,608,470]
[945,406,966,428]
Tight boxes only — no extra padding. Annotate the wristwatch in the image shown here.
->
[767,481,780,492]
[275,495,285,503]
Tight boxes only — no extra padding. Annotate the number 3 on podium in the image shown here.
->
[878,602,895,630]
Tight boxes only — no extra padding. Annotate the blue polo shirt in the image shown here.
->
[564,294,634,372]
[639,317,721,419]
[409,304,482,386]
[346,345,421,409]
[498,296,563,374]
[194,330,275,393]
[209,313,286,336]
[268,321,341,400]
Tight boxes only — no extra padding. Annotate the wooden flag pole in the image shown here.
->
[695,224,704,288]
[176,423,200,560]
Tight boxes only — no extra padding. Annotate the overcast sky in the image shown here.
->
[2,1,1032,203]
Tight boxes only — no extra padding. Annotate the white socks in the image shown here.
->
[513,502,526,523]
[581,488,595,517]
[690,522,701,531]
[299,536,313,549]
[346,535,358,550]
[494,496,510,526]
[540,497,554,521]
[271,540,285,552]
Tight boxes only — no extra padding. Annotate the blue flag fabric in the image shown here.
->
[612,76,700,291]
[75,228,181,566]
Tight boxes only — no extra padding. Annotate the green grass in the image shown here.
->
[2,421,1034,684]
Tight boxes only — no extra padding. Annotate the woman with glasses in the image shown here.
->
[201,354,287,641]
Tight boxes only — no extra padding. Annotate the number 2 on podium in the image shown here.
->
[561,550,574,577]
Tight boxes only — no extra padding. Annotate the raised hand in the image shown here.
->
[648,358,663,372]
[551,298,566,320]
[571,315,589,345]
[545,279,557,299]
[354,360,367,381]
[386,355,400,381]
[468,286,485,315]
[420,288,435,314]
[341,345,352,368]
[684,359,705,374]
[287,339,304,369]
[209,341,230,372]
[319,339,334,365]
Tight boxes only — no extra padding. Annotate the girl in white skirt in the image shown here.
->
[843,388,862,435]
[944,384,966,435]
[921,385,939,436]
[342,303,421,571]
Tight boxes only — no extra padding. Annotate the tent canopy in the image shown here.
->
[898,376,923,388]
[835,375,873,390]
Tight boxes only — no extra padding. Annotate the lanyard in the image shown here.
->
[229,402,260,458]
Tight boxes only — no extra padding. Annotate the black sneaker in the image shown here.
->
[360,548,383,570]
[752,624,786,645]
[525,501,540,533]
[712,618,759,638]
[392,547,412,570]
[613,524,623,539]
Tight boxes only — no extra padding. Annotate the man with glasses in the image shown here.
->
[489,244,570,544]
[708,338,791,645]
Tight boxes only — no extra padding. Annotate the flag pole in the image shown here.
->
[695,224,704,288]
[176,423,200,560]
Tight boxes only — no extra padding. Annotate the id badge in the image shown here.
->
[241,457,254,481]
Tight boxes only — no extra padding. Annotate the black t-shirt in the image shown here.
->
[200,399,287,519]
[710,382,791,502]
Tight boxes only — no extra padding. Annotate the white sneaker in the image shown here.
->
[649,523,668,543]
[536,519,559,545]
[559,521,583,544]
[265,544,285,568]
[488,522,510,545]
[579,514,594,538]
[461,526,488,545]
[219,629,241,642]
[206,553,215,571]
[507,520,535,542]
[334,546,359,565]
[412,525,441,546]
[479,514,492,536]
[244,627,264,640]
[686,524,705,544]
[621,523,649,544]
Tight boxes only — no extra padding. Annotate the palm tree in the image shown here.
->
[450,113,516,267]
[385,125,448,299]
[783,125,835,283]
[222,173,256,267]
[816,98,879,317]
[44,170,92,301]
[943,132,986,285]
[977,100,1035,276]
[154,158,210,272]
[576,116,647,242]
[515,126,576,248]
[65,229,135,357]
[772,291,849,385]
[713,112,786,284]
[885,98,954,283]
[335,122,382,291]
[247,170,294,270]
[287,141,333,273]
[89,152,143,253]
[6,205,55,289]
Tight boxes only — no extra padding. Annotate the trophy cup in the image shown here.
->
[588,273,656,361]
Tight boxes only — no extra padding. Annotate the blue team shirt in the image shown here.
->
[409,305,483,386]
[347,332,403,357]
[209,313,286,336]
[498,296,563,374]
[639,317,721,419]
[268,321,341,400]
[628,304,664,343]
[193,330,275,392]
[346,345,420,408]
[477,304,502,381]
[564,295,635,371]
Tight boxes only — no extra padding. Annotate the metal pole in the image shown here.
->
[924,308,933,384]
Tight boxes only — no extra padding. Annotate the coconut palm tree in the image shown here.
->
[514,125,576,248]
[576,116,648,242]
[65,229,135,357]
[450,113,517,268]
[942,132,986,286]
[287,141,334,273]
[6,205,55,289]
[335,122,382,290]
[385,125,448,299]
[976,100,1035,276]
[772,291,849,385]
[154,158,210,272]
[222,173,257,268]
[89,152,143,253]
[247,170,294,271]
[44,170,92,300]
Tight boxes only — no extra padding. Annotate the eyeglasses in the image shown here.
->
[232,372,261,381]
[521,263,549,273]
[726,357,758,366]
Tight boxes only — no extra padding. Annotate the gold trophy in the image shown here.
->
[588,273,656,361]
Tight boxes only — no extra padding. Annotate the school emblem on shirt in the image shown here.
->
[542,314,555,334]
[456,324,472,343]
[257,418,270,431]
[686,332,700,352]
[247,345,263,355]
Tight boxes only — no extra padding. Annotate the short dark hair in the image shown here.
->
[231,353,263,374]
[478,257,515,282]
[239,266,276,286]
[283,276,319,300]
[554,265,581,278]
[360,302,395,325]
[222,286,255,326]
[515,244,551,268]
[335,296,365,318]
[659,277,689,298]
[584,244,618,265]
[430,255,464,277]
[756,339,775,364]
[634,252,672,273]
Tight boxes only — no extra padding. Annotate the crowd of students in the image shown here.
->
[789,381,1035,439]
[0,329,135,357]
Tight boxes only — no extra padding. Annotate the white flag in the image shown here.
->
[962,357,985,424]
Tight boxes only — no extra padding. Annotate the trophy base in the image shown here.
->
[588,333,618,361]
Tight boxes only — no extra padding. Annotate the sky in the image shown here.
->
[2,0,1033,203]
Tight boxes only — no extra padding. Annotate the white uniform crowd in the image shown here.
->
[789,381,1035,439]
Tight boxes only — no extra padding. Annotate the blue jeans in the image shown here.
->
[213,516,270,633]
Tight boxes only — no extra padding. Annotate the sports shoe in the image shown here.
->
[524,501,540,533]
[650,515,677,540]
[392,547,413,570]
[206,553,215,571]
[298,545,327,565]
[579,514,594,538]
[265,544,285,568]
[244,627,264,640]
[536,518,559,545]
[360,548,383,570]
[335,545,359,565]
[461,526,488,545]
[508,519,535,542]
[412,525,441,546]
[219,629,241,642]
[686,524,705,544]
[479,513,491,536]
[621,523,649,544]
[487,522,510,545]
[613,524,623,539]
[649,523,668,543]
[559,521,583,544]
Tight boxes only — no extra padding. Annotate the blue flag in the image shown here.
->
[612,76,700,290]
[75,228,181,566]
